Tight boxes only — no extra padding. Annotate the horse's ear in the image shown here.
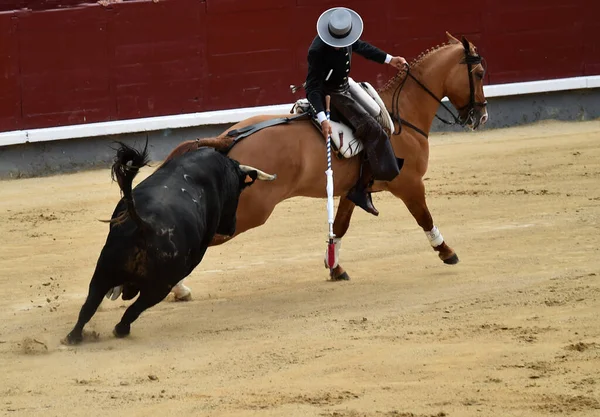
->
[446,31,460,44]
[461,36,471,52]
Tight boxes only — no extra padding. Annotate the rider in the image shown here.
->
[305,7,407,216]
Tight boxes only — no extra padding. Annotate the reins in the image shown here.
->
[389,40,487,139]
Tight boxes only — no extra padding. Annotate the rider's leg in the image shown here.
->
[346,155,379,215]
[330,91,399,215]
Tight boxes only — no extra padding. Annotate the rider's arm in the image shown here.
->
[305,47,328,123]
[352,40,392,65]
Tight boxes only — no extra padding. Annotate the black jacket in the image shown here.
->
[305,36,388,114]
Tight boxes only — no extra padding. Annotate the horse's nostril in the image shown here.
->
[480,113,489,125]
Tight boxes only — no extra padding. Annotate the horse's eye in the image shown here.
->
[475,72,484,80]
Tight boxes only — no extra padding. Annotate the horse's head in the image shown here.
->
[444,32,488,130]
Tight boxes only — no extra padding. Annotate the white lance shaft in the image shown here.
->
[325,95,335,241]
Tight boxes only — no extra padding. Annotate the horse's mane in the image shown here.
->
[378,42,453,94]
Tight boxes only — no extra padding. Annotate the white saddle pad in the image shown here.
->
[290,78,392,159]
[328,120,363,159]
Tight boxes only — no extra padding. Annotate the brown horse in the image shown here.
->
[160,32,488,300]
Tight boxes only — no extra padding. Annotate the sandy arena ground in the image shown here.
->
[0,120,599,417]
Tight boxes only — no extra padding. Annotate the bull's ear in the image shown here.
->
[244,171,258,185]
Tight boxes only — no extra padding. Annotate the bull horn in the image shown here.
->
[239,164,277,181]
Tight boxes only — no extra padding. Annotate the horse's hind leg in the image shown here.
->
[326,197,356,281]
[391,178,458,264]
[172,279,192,301]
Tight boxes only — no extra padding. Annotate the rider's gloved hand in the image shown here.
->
[389,56,407,70]
[320,120,333,140]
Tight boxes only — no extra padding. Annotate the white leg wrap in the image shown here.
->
[172,280,192,300]
[324,238,341,269]
[425,226,444,247]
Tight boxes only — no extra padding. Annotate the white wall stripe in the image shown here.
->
[1,75,599,148]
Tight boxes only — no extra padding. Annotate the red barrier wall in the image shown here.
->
[0,0,598,132]
[0,11,20,132]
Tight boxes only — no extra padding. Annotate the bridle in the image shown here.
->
[390,38,487,139]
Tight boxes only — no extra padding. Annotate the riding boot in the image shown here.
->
[346,158,378,216]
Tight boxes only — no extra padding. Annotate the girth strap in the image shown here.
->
[400,119,429,139]
[225,113,310,152]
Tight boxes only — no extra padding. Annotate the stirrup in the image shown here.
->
[347,188,379,216]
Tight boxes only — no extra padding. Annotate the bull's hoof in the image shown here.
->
[174,293,193,302]
[61,332,83,345]
[113,323,131,339]
[442,253,460,265]
[331,271,350,281]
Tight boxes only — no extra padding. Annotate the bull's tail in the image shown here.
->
[110,141,151,230]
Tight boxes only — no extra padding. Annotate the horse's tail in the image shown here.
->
[159,139,201,170]
[109,141,151,231]
[158,136,234,170]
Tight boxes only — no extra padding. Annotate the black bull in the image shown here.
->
[63,143,276,345]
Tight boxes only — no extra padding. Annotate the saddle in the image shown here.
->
[290,78,394,159]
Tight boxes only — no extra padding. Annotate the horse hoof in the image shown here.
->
[174,293,193,302]
[172,284,192,301]
[331,271,350,281]
[443,253,459,265]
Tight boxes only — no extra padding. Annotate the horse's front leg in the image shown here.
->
[324,197,356,281]
[390,178,458,264]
